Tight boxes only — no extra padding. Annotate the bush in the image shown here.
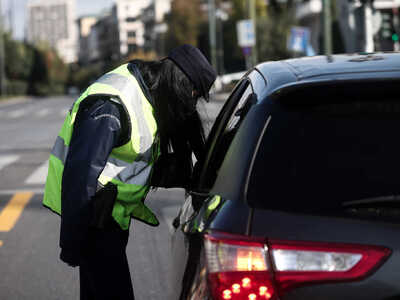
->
[5,80,29,96]
[69,63,103,92]
[28,45,70,96]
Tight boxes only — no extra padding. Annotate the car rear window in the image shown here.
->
[248,93,400,218]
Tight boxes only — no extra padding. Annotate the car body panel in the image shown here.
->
[249,210,400,299]
[257,53,400,100]
[169,53,400,300]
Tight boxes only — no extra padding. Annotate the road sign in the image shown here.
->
[242,46,252,56]
[237,19,255,47]
[288,26,311,53]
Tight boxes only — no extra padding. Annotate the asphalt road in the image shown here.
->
[0,94,225,300]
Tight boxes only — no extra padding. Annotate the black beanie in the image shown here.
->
[167,44,217,101]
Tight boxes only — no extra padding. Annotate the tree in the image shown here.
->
[165,0,203,52]
[28,43,69,96]
[221,0,268,73]
[45,47,69,93]
[257,2,295,61]
[3,32,70,96]
[3,33,35,95]
[220,0,249,73]
[4,33,34,81]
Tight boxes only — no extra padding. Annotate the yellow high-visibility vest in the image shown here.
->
[43,64,160,229]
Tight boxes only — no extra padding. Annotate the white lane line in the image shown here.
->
[0,188,44,195]
[35,108,50,117]
[25,160,48,185]
[0,155,19,171]
[9,109,27,119]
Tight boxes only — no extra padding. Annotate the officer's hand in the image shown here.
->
[60,247,82,267]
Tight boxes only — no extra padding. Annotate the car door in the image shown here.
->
[169,70,266,300]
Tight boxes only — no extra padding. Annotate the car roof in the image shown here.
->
[255,52,400,100]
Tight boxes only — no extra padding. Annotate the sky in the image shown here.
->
[3,0,114,40]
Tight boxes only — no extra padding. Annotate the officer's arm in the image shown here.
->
[59,98,123,266]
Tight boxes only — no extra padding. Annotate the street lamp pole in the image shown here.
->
[0,1,5,96]
[322,0,333,55]
[249,0,257,66]
[216,10,225,75]
[208,0,218,74]
[362,0,374,52]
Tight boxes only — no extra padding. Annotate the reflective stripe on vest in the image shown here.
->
[96,72,153,161]
[51,136,68,164]
[99,158,152,187]
[50,137,152,187]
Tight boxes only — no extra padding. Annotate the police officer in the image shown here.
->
[43,44,217,300]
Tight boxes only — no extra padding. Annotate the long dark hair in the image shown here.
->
[131,59,206,186]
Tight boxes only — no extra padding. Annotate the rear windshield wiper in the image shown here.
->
[342,196,400,208]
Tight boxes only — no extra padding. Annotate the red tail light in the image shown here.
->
[205,232,276,300]
[204,232,391,300]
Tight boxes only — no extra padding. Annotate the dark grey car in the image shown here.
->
[169,53,400,300]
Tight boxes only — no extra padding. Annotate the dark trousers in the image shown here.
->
[79,220,134,300]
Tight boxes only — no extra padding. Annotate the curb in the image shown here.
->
[0,96,34,108]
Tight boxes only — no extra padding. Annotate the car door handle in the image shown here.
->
[172,216,180,229]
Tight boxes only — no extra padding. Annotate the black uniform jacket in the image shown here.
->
[59,63,153,264]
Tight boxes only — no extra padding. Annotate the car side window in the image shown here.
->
[226,86,253,130]
[198,80,254,191]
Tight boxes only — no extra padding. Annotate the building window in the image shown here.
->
[36,11,43,20]
[128,43,137,53]
[127,31,136,38]
[126,17,136,22]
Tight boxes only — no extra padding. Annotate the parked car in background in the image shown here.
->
[169,53,400,300]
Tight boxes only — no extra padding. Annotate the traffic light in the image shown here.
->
[380,9,395,40]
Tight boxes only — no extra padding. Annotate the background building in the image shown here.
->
[76,0,172,64]
[95,12,119,62]
[295,0,400,54]
[142,0,171,56]
[77,15,97,65]
[26,0,77,63]
[112,0,152,59]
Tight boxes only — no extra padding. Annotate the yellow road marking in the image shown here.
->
[0,192,33,232]
[0,241,3,247]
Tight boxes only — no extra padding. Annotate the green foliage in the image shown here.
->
[5,80,29,96]
[165,0,203,52]
[222,18,246,73]
[256,6,294,61]
[4,34,34,81]
[69,57,126,94]
[220,0,247,73]
[69,63,103,92]
[3,33,70,96]
[159,0,298,73]
[220,0,294,73]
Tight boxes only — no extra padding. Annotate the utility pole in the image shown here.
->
[362,0,374,52]
[0,1,5,96]
[393,7,400,51]
[8,0,13,36]
[208,0,218,74]
[322,0,333,55]
[249,0,257,66]
[216,9,225,75]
